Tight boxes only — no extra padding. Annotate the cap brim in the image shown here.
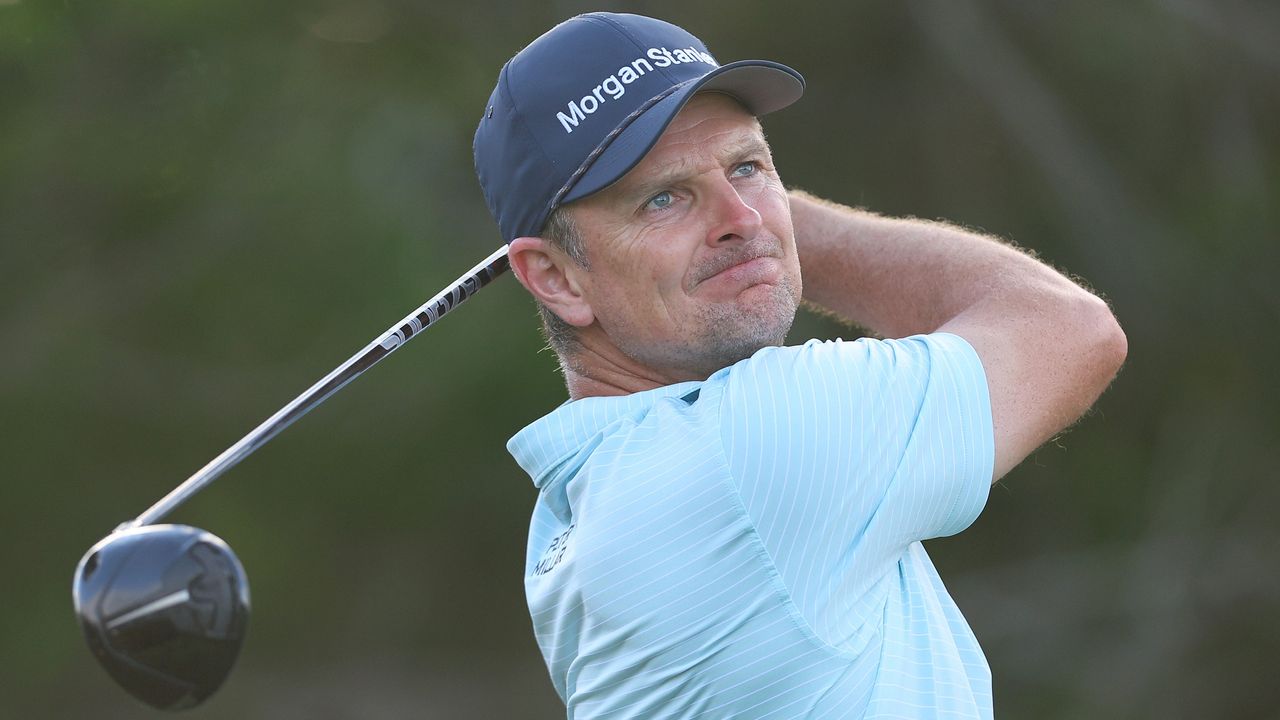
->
[560,60,804,205]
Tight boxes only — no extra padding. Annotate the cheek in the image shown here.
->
[738,181,789,227]
[759,182,792,218]
[587,225,698,314]
[763,187,796,242]
[618,244,688,298]
[594,257,673,315]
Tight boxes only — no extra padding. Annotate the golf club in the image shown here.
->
[72,245,510,710]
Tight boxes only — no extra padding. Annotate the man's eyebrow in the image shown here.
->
[621,134,774,201]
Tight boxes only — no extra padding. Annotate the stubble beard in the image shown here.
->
[616,274,802,381]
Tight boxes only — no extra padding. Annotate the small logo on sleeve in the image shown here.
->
[533,524,576,576]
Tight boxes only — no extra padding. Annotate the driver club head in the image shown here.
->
[72,524,250,711]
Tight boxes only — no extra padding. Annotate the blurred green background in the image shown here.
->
[3,0,1277,717]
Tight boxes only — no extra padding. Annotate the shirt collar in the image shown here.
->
[507,381,703,489]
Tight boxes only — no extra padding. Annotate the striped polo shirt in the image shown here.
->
[508,333,994,719]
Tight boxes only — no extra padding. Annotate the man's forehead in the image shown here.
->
[645,123,768,172]
[645,96,763,160]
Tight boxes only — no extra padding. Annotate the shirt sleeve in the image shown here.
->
[718,333,994,614]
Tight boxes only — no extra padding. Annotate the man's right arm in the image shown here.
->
[788,189,1128,482]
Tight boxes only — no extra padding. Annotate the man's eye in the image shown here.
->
[731,162,758,177]
[645,191,674,211]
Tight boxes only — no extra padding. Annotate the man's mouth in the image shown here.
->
[693,247,780,290]
[710,256,775,284]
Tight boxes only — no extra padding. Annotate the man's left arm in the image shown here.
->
[786,189,1127,482]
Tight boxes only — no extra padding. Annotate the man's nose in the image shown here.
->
[704,176,762,246]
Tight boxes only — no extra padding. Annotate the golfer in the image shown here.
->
[474,12,1126,719]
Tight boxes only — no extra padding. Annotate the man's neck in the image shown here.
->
[561,358,673,401]
[558,338,694,400]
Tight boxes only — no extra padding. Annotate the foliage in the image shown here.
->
[2,0,1276,717]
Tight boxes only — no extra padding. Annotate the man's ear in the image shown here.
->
[507,237,595,327]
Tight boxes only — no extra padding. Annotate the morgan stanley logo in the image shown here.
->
[556,46,718,134]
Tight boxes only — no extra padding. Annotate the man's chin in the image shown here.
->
[611,289,799,382]
[695,310,796,375]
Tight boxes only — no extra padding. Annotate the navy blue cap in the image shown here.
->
[474,12,804,242]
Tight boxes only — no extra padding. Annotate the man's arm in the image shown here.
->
[788,189,1127,482]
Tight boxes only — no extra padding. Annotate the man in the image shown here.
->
[474,12,1125,719]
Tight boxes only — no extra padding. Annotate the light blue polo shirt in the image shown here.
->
[508,333,994,719]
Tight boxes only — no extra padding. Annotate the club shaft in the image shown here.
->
[121,245,511,530]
